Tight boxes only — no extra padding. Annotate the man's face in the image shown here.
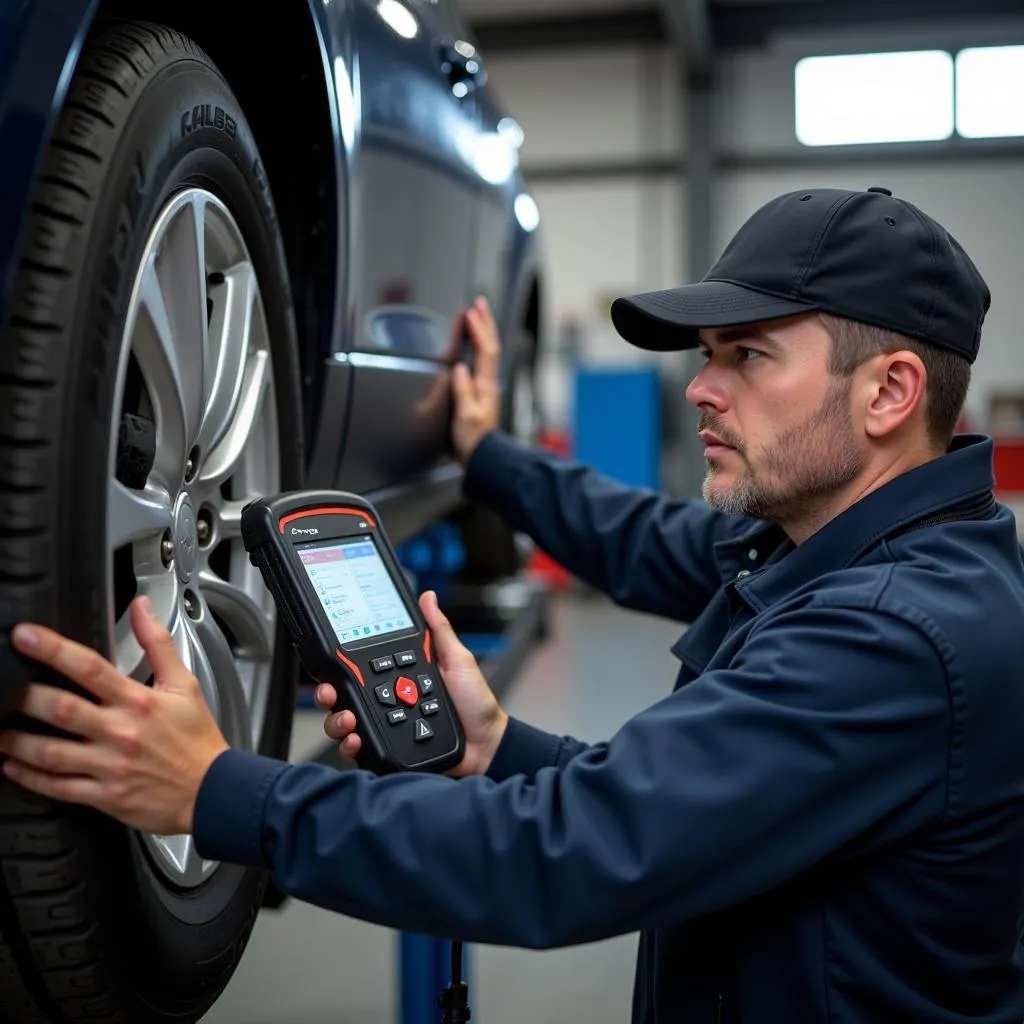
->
[685,314,864,524]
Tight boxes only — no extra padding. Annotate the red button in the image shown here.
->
[395,677,419,706]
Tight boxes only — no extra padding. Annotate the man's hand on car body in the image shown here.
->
[451,295,502,465]
[317,590,508,778]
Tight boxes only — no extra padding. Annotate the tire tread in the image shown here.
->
[0,20,258,1024]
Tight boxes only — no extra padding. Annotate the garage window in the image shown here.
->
[956,45,1024,139]
[794,50,955,147]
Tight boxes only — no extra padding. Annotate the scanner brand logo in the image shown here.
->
[291,527,320,536]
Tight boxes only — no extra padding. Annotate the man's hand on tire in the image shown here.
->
[0,598,230,836]
[316,590,509,778]
[451,295,503,465]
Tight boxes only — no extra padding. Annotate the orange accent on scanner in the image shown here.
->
[335,649,364,686]
[423,629,432,664]
[279,507,377,533]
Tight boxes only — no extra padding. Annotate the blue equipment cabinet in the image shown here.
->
[573,365,662,490]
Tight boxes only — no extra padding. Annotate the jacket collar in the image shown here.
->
[727,433,997,613]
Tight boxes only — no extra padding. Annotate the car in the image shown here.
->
[0,0,544,1020]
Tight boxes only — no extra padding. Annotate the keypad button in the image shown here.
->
[420,699,440,716]
[395,677,419,706]
[387,708,407,726]
[395,650,416,667]
[416,673,435,695]
[371,655,395,673]
[374,684,396,707]
[414,718,434,742]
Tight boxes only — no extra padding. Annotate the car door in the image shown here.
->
[338,0,484,494]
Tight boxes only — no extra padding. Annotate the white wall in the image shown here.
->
[485,21,1024,429]
[487,44,688,427]
[713,21,1024,425]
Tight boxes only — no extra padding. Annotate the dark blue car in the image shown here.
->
[0,1,543,1019]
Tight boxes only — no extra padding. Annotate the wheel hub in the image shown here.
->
[172,493,198,584]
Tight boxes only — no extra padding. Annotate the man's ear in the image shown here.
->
[861,351,928,442]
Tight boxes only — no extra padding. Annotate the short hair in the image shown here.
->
[818,313,971,450]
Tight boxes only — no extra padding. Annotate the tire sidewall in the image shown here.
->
[51,44,302,1014]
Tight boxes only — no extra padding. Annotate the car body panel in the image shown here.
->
[0,0,542,553]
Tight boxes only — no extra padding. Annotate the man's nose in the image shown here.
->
[685,363,729,411]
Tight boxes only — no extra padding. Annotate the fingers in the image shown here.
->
[339,734,361,760]
[419,591,475,670]
[314,689,361,761]
[1,758,107,809]
[0,727,122,781]
[465,298,500,385]
[314,684,338,711]
[15,682,109,740]
[451,362,473,404]
[11,623,130,705]
[323,709,357,741]
[130,598,188,689]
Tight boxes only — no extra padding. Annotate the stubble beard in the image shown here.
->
[700,377,865,524]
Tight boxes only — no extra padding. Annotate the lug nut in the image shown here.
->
[197,518,211,544]
[184,593,198,619]
[161,537,174,566]
[184,446,201,483]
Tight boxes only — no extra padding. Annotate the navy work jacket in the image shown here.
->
[194,430,1024,1023]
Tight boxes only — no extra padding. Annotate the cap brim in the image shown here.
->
[610,281,819,352]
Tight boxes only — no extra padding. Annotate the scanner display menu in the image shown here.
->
[298,538,412,643]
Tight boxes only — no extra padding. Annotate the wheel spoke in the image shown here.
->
[149,834,207,884]
[193,596,253,752]
[199,350,270,487]
[133,262,190,480]
[195,261,256,460]
[112,576,177,681]
[107,479,173,550]
[217,500,245,540]
[146,194,209,466]
[198,569,274,663]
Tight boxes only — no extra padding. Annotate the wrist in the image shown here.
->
[459,425,498,468]
[182,741,230,835]
[478,708,510,775]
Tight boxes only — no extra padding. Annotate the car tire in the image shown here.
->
[0,20,303,1024]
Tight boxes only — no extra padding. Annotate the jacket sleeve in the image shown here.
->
[191,601,952,949]
[462,430,733,622]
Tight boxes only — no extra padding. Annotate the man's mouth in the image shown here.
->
[699,430,737,456]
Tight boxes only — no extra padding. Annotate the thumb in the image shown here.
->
[131,597,190,690]
[419,591,474,671]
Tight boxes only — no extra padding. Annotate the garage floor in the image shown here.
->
[202,589,686,1024]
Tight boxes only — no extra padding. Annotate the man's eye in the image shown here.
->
[737,347,762,361]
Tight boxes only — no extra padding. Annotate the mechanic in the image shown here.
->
[2,186,1024,1024]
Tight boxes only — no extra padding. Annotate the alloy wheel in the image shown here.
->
[106,189,280,888]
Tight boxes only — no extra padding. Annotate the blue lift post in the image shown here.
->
[395,525,471,1024]
[288,520,552,1024]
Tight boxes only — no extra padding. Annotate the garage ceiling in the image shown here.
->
[465,0,1024,52]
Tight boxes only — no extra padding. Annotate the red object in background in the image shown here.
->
[993,437,1024,495]
[526,429,574,591]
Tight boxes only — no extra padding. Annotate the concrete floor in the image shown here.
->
[202,590,686,1024]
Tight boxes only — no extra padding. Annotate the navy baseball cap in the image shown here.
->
[611,187,991,363]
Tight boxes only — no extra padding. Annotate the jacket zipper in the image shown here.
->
[715,992,724,1024]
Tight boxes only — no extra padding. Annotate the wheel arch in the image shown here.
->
[94,0,345,452]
